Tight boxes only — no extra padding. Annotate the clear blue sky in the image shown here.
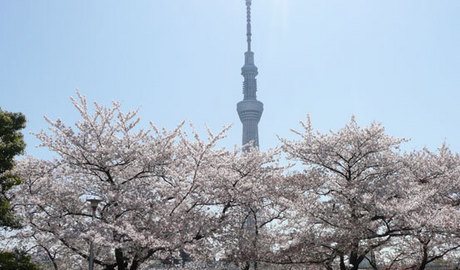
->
[1,0,459,157]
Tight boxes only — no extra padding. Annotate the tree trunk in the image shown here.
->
[349,250,359,270]
[418,243,429,270]
[129,259,140,270]
[349,254,367,270]
[115,248,126,270]
[340,254,347,270]
[348,241,365,270]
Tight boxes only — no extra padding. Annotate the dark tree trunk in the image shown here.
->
[129,259,140,270]
[115,248,126,270]
[348,241,365,270]
[350,254,367,270]
[418,243,429,270]
[349,250,359,270]
[340,254,347,270]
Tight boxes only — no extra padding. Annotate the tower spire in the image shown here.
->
[237,0,264,148]
[246,0,252,52]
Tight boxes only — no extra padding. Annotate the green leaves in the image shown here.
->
[0,250,41,270]
[0,108,26,227]
[0,110,26,171]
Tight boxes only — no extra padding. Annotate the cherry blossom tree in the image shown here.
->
[277,118,460,269]
[386,146,460,270]
[204,148,289,270]
[280,117,409,270]
[10,94,268,270]
[9,95,460,270]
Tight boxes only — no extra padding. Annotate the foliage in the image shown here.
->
[0,249,41,270]
[0,108,26,228]
[0,109,42,270]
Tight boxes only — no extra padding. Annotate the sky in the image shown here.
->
[1,0,459,158]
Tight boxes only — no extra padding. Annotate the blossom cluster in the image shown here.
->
[8,96,460,270]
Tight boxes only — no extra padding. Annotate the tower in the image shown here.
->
[237,0,263,148]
